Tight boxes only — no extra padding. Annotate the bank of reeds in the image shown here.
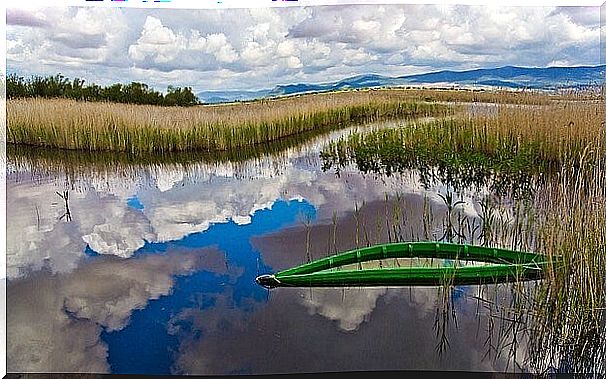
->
[278,87,600,105]
[526,151,606,373]
[322,101,603,178]
[7,90,453,154]
[383,87,556,105]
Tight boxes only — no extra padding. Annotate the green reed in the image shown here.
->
[322,101,602,198]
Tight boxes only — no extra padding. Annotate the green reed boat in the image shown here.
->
[255,241,555,288]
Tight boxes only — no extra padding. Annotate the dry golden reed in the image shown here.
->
[8,87,570,155]
[471,101,604,164]
[8,89,453,154]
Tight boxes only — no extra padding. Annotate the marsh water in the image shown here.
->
[5,112,567,374]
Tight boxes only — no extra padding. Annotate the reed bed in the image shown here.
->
[527,153,606,373]
[322,101,604,177]
[7,90,452,154]
[281,86,602,105]
[8,87,579,155]
[7,125,318,169]
[315,165,605,371]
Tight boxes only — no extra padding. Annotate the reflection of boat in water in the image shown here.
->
[256,241,555,288]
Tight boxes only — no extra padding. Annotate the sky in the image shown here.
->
[5,4,603,93]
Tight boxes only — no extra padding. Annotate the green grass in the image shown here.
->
[322,101,603,195]
[323,118,542,188]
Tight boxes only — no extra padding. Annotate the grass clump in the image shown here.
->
[322,101,603,195]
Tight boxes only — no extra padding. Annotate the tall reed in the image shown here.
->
[320,96,605,372]
[7,90,452,154]
[526,149,606,373]
[322,101,603,179]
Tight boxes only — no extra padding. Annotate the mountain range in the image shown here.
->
[197,65,605,104]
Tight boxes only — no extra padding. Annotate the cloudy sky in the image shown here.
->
[6,5,602,93]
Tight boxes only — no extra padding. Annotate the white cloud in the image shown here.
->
[6,5,601,92]
[80,201,155,258]
[204,33,238,63]
[286,56,303,69]
[152,168,184,192]
[127,16,239,70]
[6,181,88,278]
[128,16,186,63]
[276,40,296,57]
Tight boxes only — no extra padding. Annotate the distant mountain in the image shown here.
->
[267,74,406,97]
[400,65,604,88]
[200,65,604,104]
[196,89,271,104]
[268,83,329,96]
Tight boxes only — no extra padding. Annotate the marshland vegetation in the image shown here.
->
[318,97,605,373]
[302,162,604,371]
[7,80,605,372]
[10,85,592,156]
[526,156,606,373]
[7,90,453,154]
[322,101,604,191]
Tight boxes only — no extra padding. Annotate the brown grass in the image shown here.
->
[7,89,452,154]
[8,87,577,155]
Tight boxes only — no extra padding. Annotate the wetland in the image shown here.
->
[6,90,605,375]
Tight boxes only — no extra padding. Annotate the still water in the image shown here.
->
[7,118,534,374]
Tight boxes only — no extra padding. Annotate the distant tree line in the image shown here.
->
[7,73,200,106]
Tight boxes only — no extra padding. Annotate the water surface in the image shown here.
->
[7,116,540,374]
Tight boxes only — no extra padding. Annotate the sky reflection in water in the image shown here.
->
[7,121,520,374]
[102,199,316,375]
